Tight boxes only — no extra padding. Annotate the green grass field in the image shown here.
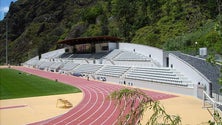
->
[0,68,81,100]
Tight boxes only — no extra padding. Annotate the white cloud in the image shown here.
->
[0,7,9,20]
[0,7,9,13]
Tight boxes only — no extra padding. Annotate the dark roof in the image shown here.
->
[171,51,221,92]
[57,36,122,45]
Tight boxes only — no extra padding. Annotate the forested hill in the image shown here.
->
[0,0,221,64]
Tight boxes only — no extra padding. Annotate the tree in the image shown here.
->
[109,88,181,125]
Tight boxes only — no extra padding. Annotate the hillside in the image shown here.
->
[0,0,221,64]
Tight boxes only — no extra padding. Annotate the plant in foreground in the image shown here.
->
[108,88,181,125]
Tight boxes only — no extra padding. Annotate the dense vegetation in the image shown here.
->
[0,68,81,99]
[0,0,221,64]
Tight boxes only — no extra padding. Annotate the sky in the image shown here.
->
[0,0,17,20]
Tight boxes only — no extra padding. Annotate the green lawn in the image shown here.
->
[0,68,81,100]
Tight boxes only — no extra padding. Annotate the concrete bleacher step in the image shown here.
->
[72,64,103,74]
[96,65,130,77]
[125,66,190,86]
[49,62,64,70]
[104,49,123,59]
[60,62,79,72]
[113,51,150,61]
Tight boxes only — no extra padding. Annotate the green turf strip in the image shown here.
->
[0,68,81,100]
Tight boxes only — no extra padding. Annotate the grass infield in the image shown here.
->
[0,68,81,100]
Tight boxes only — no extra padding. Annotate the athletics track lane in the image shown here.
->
[14,67,177,125]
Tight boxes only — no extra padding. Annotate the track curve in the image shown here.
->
[14,67,176,125]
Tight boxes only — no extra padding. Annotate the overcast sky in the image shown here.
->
[0,0,17,20]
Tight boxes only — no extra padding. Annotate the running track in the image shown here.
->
[13,67,177,125]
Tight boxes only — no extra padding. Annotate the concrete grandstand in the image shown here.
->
[23,36,221,103]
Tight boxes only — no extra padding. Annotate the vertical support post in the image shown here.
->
[210,82,213,98]
[202,90,205,108]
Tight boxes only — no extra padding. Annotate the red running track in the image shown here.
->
[14,67,177,125]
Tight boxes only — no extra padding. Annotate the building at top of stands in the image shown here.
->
[23,36,222,103]
[57,36,121,54]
